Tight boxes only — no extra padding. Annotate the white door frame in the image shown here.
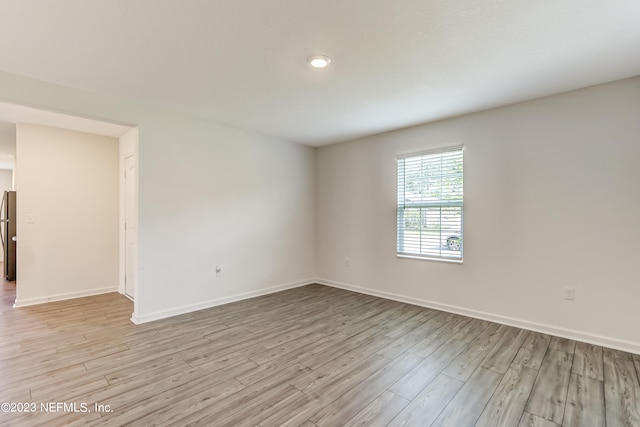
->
[119,128,139,315]
[124,154,136,299]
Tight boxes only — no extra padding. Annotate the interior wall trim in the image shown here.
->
[13,286,119,308]
[130,278,314,325]
[315,278,640,356]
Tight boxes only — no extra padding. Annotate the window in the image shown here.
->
[397,146,463,261]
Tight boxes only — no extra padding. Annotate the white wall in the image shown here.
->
[15,124,119,305]
[0,70,317,322]
[316,76,640,353]
[0,169,13,193]
[135,121,316,321]
[0,121,16,158]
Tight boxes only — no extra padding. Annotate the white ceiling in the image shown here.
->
[0,0,638,146]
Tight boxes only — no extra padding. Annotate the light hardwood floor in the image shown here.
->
[1,281,639,426]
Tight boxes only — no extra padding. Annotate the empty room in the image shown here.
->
[0,1,639,426]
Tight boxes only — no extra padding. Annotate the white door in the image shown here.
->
[124,155,136,299]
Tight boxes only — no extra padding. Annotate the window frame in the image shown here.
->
[396,145,464,263]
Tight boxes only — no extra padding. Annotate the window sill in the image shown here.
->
[397,254,463,264]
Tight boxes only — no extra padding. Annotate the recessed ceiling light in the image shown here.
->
[308,55,331,69]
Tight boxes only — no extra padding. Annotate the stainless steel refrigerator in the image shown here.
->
[1,191,16,281]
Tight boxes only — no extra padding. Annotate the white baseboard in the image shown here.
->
[13,287,119,308]
[315,278,640,356]
[130,278,314,325]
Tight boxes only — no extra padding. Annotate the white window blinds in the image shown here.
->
[397,146,463,261]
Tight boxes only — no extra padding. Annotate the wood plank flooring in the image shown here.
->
[1,281,639,426]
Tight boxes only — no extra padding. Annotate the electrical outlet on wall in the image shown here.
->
[563,287,575,300]
[344,258,350,267]
[215,265,222,277]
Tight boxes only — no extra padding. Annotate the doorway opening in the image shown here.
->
[0,101,138,318]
